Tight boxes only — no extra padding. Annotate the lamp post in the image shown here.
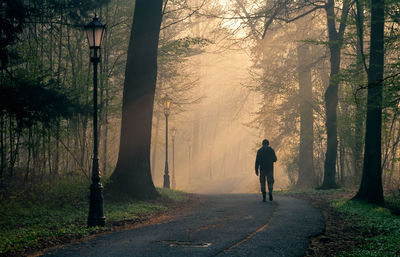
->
[208,143,213,180]
[171,127,177,189]
[163,95,171,188]
[85,15,106,227]
[209,149,213,180]
[187,138,192,185]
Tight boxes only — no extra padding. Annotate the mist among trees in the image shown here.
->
[1,0,399,219]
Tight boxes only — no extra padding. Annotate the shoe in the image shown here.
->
[262,192,266,202]
[269,192,273,201]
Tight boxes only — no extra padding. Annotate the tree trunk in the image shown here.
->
[320,0,350,189]
[354,0,385,206]
[110,0,163,199]
[354,102,364,181]
[54,15,64,176]
[0,114,4,178]
[25,127,32,182]
[151,112,160,181]
[386,124,400,190]
[353,0,366,182]
[321,48,340,188]
[102,5,110,176]
[339,140,345,184]
[296,42,315,188]
[191,116,200,181]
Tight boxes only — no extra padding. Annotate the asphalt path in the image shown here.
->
[42,194,324,257]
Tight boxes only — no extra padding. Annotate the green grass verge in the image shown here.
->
[275,188,351,195]
[0,180,188,255]
[332,197,400,257]
[275,189,399,256]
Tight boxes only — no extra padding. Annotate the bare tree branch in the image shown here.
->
[354,0,369,74]
[160,0,206,31]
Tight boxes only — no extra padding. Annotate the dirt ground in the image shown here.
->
[289,191,367,257]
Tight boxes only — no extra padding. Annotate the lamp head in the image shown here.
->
[84,15,106,49]
[171,127,177,138]
[164,94,172,115]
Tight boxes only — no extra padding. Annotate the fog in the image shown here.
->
[150,48,290,193]
[2,0,398,216]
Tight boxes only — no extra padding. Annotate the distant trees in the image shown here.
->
[227,1,328,188]
[1,0,399,201]
[222,0,400,195]
[151,35,209,183]
[150,0,215,184]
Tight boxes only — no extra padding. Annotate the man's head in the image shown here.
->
[262,139,269,146]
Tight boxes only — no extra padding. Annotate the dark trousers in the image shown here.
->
[259,170,274,193]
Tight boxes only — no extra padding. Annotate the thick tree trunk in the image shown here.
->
[296,42,315,188]
[110,0,163,199]
[354,0,385,206]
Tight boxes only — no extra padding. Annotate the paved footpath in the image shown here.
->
[42,194,324,257]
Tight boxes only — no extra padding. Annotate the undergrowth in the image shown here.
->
[0,178,187,256]
[275,188,351,196]
[332,197,400,257]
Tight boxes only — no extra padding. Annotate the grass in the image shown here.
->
[0,179,188,256]
[332,196,400,257]
[275,188,351,196]
[276,188,400,256]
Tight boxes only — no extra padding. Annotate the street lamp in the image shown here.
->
[85,15,106,227]
[163,95,172,188]
[208,143,213,180]
[188,138,192,185]
[171,127,177,189]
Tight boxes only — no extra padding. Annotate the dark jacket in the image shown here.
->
[255,146,277,172]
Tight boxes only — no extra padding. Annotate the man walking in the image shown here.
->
[255,139,277,202]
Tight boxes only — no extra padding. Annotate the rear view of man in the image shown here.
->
[255,139,277,202]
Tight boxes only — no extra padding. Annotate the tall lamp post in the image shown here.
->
[85,15,106,227]
[163,95,171,188]
[171,127,177,189]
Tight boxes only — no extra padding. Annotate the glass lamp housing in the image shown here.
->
[164,95,171,115]
[85,16,106,49]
